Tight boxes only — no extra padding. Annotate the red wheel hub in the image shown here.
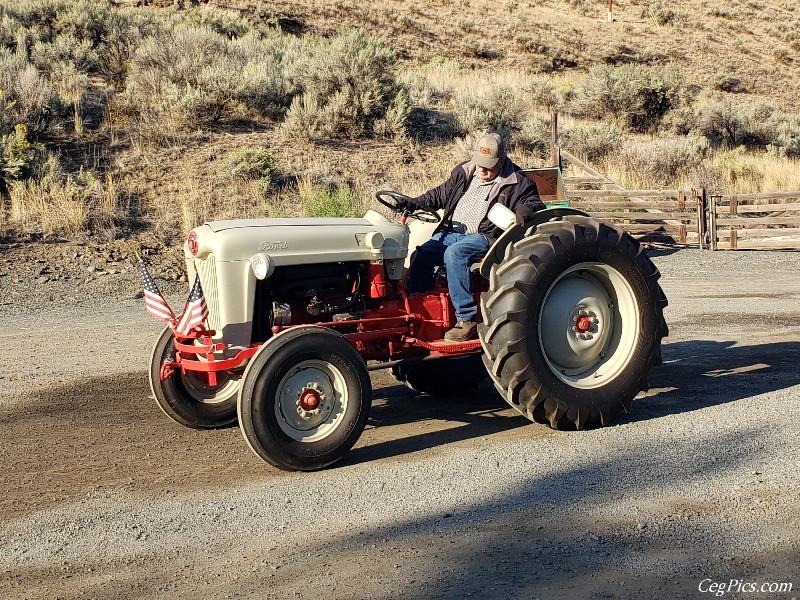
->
[299,389,321,411]
[575,315,592,333]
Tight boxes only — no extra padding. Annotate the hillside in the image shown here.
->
[0,0,798,250]
[261,0,800,108]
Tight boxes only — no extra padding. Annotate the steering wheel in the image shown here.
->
[375,190,441,224]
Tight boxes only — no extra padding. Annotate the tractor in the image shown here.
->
[148,167,668,471]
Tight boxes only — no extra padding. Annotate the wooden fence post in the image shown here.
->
[709,194,718,251]
[550,112,559,167]
[693,189,705,249]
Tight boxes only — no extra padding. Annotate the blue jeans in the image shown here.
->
[408,230,490,322]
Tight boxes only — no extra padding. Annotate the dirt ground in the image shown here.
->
[1,247,799,600]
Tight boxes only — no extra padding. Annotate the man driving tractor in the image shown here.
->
[407,133,545,341]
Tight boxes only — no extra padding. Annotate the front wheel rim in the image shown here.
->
[179,368,239,404]
[275,359,349,442]
[539,262,640,389]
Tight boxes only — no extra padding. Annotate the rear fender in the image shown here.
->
[478,207,590,279]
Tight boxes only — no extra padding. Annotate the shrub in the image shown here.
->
[373,87,413,138]
[217,146,277,200]
[403,72,448,108]
[299,178,362,218]
[699,100,779,149]
[180,9,251,39]
[524,78,560,112]
[30,33,97,73]
[616,136,708,187]
[464,39,500,60]
[713,146,762,190]
[514,113,551,158]
[217,146,276,183]
[0,123,35,194]
[452,85,526,139]
[711,71,748,94]
[283,30,410,140]
[660,106,699,136]
[571,64,692,133]
[642,1,685,26]
[116,27,299,139]
[0,51,56,137]
[483,86,526,133]
[561,123,623,162]
[0,0,150,86]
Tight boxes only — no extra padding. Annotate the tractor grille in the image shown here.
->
[194,254,221,332]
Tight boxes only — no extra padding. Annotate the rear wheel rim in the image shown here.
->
[539,262,639,389]
[275,359,348,442]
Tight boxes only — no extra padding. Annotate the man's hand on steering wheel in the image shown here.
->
[375,190,441,224]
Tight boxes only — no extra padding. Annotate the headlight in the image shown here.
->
[251,253,274,280]
[187,231,198,256]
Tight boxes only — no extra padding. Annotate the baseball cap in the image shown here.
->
[472,133,506,169]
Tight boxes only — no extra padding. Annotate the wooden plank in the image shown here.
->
[585,211,700,220]
[567,189,682,198]
[570,201,689,210]
[611,223,700,233]
[714,191,800,202]
[715,239,800,250]
[563,176,611,184]
[710,216,800,226]
[718,203,800,213]
[715,227,800,238]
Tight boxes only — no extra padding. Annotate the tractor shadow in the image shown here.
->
[347,377,532,466]
[350,338,800,465]
[621,338,800,424]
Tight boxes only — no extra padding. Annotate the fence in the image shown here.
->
[567,189,706,247]
[557,146,800,251]
[708,192,800,250]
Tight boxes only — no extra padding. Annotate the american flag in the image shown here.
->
[174,274,209,337]
[138,261,176,323]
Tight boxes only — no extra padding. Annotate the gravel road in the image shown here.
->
[1,248,799,600]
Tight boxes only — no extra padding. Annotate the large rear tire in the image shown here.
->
[149,327,239,429]
[391,354,488,396]
[478,215,668,429]
[237,327,372,471]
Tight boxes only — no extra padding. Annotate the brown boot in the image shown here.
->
[444,319,478,342]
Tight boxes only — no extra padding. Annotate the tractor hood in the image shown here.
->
[187,211,409,265]
[206,217,374,233]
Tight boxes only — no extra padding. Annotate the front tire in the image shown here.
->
[478,215,668,429]
[237,327,372,471]
[149,327,240,429]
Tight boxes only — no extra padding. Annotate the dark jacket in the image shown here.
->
[414,158,545,242]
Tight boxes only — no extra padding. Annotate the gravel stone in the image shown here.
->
[0,246,798,599]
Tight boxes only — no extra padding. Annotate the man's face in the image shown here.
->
[476,159,503,182]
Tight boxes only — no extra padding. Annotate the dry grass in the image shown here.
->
[5,172,124,239]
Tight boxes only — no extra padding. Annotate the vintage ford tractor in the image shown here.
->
[149,168,668,471]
